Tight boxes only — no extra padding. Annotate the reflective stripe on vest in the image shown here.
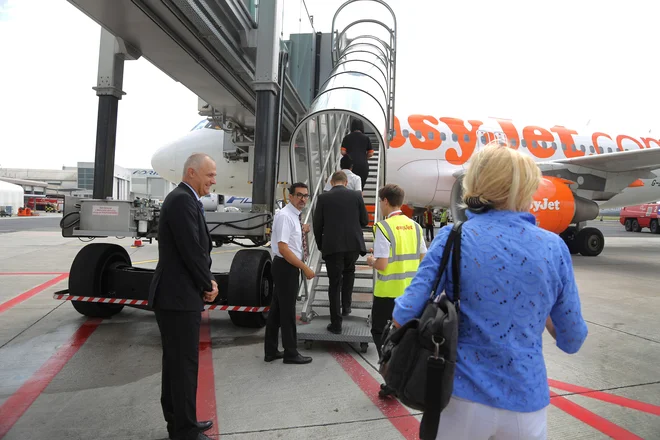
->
[373,215,423,298]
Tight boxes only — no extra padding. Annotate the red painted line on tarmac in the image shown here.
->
[0,273,69,314]
[197,311,219,437]
[0,318,101,439]
[0,272,67,276]
[330,345,420,440]
[550,391,644,440]
[549,379,660,416]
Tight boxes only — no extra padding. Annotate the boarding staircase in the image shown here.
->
[290,0,397,352]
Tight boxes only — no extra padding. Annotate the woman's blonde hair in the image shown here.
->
[462,142,541,212]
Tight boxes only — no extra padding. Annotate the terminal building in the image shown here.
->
[0,163,175,214]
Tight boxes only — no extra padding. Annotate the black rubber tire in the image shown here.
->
[227,250,272,328]
[577,227,605,257]
[560,226,580,255]
[632,219,642,232]
[69,243,130,318]
[651,220,659,234]
[624,219,632,232]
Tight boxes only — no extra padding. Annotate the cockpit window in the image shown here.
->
[190,120,207,131]
[190,120,222,131]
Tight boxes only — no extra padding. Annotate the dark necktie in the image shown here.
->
[299,213,309,262]
[197,200,204,216]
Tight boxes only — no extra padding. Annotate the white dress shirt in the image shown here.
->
[271,202,303,260]
[181,182,201,201]
[374,211,427,258]
[323,169,362,192]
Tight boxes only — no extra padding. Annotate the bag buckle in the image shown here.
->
[431,335,445,359]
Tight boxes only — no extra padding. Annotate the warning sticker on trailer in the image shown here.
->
[92,205,119,216]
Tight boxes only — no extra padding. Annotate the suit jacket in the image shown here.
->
[313,185,369,258]
[148,182,214,311]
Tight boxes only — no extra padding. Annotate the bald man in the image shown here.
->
[148,153,219,440]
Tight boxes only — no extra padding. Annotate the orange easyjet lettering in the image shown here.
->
[390,116,406,148]
[591,132,612,154]
[440,117,483,165]
[617,134,644,151]
[550,126,581,157]
[495,119,520,149]
[523,126,555,159]
[642,137,660,149]
[408,115,442,150]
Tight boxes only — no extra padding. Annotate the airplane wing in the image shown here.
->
[539,147,660,177]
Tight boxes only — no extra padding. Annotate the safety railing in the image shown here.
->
[289,0,397,316]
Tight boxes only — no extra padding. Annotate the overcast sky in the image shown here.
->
[1,0,659,170]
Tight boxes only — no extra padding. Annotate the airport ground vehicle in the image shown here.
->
[620,203,660,233]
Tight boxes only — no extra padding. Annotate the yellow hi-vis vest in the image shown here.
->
[373,214,424,298]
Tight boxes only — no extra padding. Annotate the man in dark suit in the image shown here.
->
[313,171,369,333]
[148,153,219,440]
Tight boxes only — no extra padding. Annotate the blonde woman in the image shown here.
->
[392,143,588,439]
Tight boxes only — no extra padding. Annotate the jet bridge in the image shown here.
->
[290,0,398,352]
[57,0,397,339]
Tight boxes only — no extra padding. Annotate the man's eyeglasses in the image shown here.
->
[294,193,310,200]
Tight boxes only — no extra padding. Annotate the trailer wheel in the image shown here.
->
[227,250,272,328]
[624,219,632,232]
[651,220,659,234]
[69,243,130,318]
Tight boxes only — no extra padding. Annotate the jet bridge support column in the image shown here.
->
[91,29,140,199]
[251,0,283,214]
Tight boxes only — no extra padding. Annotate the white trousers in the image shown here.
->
[435,397,547,440]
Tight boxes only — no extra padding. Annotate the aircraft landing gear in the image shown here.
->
[560,225,604,257]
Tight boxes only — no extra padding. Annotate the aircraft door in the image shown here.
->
[477,130,507,149]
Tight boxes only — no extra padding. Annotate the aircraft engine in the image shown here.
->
[450,176,599,234]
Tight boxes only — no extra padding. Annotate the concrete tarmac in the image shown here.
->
[0,220,658,439]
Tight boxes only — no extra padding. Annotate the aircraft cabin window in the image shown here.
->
[521,140,527,148]
[589,145,595,153]
[608,148,613,153]
[452,133,458,142]
[552,142,557,150]
[481,135,487,144]
[510,138,517,147]
[428,132,435,140]
[599,147,604,153]
[580,145,586,152]
[402,129,409,137]
[415,130,422,139]
[464,134,470,142]
[533,140,538,148]
[440,132,447,141]
[541,141,547,149]
[571,144,577,151]
[561,143,567,150]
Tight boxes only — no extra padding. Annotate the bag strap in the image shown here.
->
[420,221,463,440]
[429,221,463,301]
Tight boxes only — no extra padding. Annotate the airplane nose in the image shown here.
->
[151,143,177,183]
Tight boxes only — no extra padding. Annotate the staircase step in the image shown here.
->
[315,285,373,294]
[316,271,373,279]
[312,300,372,310]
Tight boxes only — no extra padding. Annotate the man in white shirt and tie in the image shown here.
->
[264,182,315,364]
[323,155,362,193]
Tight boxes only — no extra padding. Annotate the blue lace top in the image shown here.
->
[392,209,588,412]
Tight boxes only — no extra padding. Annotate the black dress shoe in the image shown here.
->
[196,420,213,432]
[342,307,352,316]
[327,323,342,334]
[283,354,312,364]
[264,351,284,362]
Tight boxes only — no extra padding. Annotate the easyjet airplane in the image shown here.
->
[151,115,660,257]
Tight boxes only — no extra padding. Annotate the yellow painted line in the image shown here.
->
[132,248,241,266]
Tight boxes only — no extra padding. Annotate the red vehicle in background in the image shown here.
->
[620,203,660,233]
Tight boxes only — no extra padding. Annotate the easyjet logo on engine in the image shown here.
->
[389,115,660,166]
[531,198,561,212]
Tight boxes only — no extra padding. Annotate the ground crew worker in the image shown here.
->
[366,184,426,396]
[423,206,435,242]
[440,208,449,228]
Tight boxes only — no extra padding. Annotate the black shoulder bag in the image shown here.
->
[378,221,463,440]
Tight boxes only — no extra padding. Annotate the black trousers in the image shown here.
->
[370,296,396,358]
[425,225,434,242]
[264,257,300,358]
[155,309,201,439]
[324,251,360,326]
